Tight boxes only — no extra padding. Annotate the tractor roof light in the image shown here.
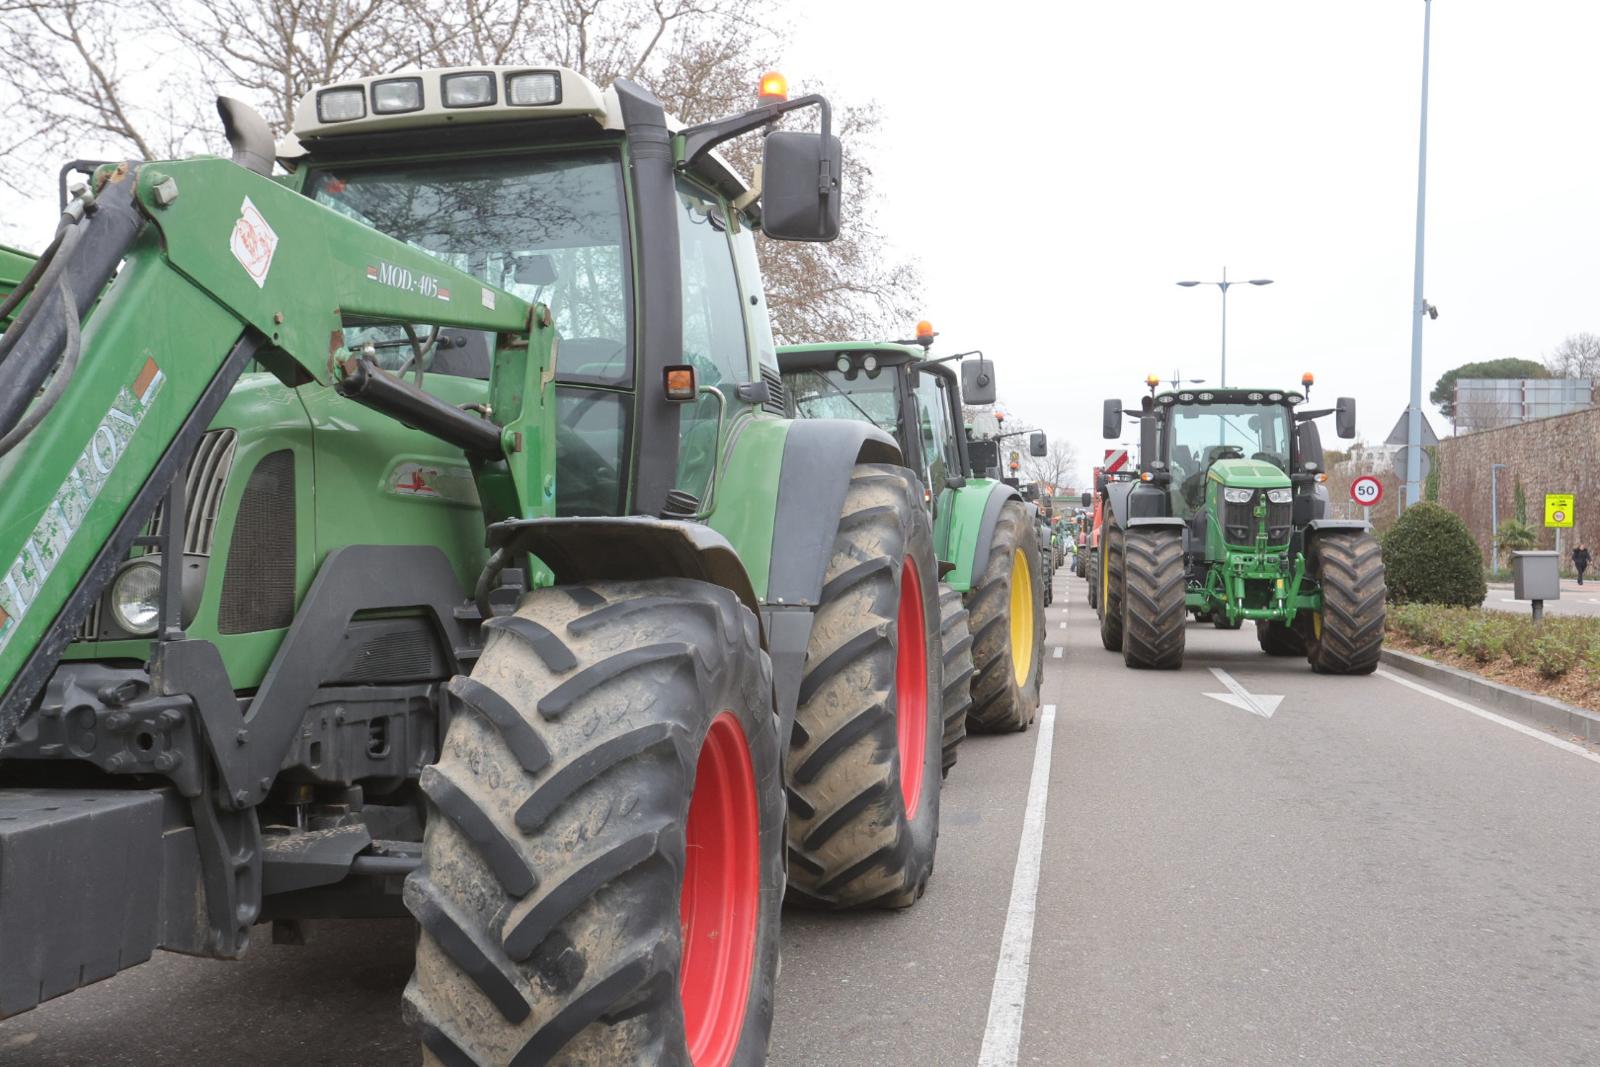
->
[316,86,366,123]
[758,71,788,104]
[372,77,424,114]
[915,320,936,347]
[442,72,496,108]
[506,70,562,106]
[1146,374,1161,389]
[1301,371,1315,390]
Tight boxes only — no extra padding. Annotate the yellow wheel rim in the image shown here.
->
[1009,548,1035,687]
[1313,612,1323,640]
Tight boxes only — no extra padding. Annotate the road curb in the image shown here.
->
[1379,648,1600,745]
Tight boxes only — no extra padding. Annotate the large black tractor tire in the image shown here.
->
[965,500,1045,734]
[1074,552,1087,579]
[1257,619,1306,656]
[1042,560,1054,607]
[787,464,942,909]
[1085,551,1099,608]
[1097,526,1125,652]
[406,579,783,1067]
[1304,532,1387,675]
[937,584,975,778]
[1121,528,1187,670]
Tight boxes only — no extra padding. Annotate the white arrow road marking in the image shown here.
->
[977,704,1057,1067]
[1204,668,1283,718]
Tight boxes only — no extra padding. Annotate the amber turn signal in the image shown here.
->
[664,364,697,402]
[758,71,788,104]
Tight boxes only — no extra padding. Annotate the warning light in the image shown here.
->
[915,320,936,348]
[758,71,788,104]
[1301,372,1315,388]
[664,364,697,402]
[1146,373,1161,389]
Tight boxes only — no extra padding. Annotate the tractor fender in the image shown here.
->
[486,515,761,624]
[762,418,900,746]
[765,418,901,608]
[1104,480,1168,528]
[1127,516,1186,530]
[943,479,1022,593]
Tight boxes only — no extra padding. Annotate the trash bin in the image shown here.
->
[1511,550,1560,601]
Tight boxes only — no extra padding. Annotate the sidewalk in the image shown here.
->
[1487,578,1594,592]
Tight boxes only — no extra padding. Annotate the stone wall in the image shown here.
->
[1437,406,1600,568]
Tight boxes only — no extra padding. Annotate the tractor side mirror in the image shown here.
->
[1102,398,1122,439]
[1081,491,1092,507]
[761,131,843,242]
[1335,396,1357,439]
[1029,431,1048,457]
[961,358,997,406]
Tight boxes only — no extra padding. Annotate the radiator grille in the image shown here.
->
[1223,493,1255,544]
[75,429,237,641]
[146,429,238,555]
[1266,498,1293,543]
[760,365,789,416]
[218,450,296,634]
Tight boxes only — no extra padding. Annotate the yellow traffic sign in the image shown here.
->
[1545,493,1575,528]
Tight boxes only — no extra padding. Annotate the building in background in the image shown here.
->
[1451,378,1594,434]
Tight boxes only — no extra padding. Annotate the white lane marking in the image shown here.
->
[1204,668,1283,718]
[977,704,1058,1067]
[1058,621,1066,629]
[1052,646,1063,659]
[1377,668,1600,765]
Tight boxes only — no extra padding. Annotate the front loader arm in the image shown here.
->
[0,157,552,742]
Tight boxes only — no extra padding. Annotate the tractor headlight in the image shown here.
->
[1266,487,1293,504]
[316,87,366,123]
[109,560,162,636]
[1223,487,1254,504]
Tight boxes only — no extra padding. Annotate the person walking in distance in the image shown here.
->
[1573,543,1591,586]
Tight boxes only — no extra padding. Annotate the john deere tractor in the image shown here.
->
[778,330,1048,773]
[0,65,950,1065]
[1096,378,1385,673]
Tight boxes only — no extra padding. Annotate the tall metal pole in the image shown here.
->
[1404,0,1433,510]
[1490,464,1498,566]
[1219,266,1229,387]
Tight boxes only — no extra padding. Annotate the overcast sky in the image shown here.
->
[787,0,1600,487]
[4,1,1594,492]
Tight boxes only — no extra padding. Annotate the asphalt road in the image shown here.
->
[4,572,1599,1066]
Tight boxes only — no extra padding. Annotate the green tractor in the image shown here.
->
[0,65,950,1064]
[777,331,1048,771]
[1096,378,1385,673]
[0,245,33,331]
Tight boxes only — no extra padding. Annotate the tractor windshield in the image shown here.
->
[1167,402,1291,511]
[787,368,901,436]
[308,153,630,385]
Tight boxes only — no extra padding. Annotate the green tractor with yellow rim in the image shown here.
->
[778,329,1047,772]
[1097,377,1385,673]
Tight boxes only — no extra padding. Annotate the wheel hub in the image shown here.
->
[895,556,929,818]
[680,712,760,1067]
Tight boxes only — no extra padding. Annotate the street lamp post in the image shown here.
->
[1404,0,1434,510]
[1176,268,1274,387]
[1490,462,1507,574]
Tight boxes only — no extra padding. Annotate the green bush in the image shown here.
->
[1387,603,1600,687]
[1535,636,1580,680]
[1381,503,1488,606]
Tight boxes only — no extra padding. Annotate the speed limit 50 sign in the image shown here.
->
[1350,475,1383,507]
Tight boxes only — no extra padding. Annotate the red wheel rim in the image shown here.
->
[680,712,760,1067]
[895,555,929,818]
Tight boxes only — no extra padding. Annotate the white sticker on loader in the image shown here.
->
[230,197,278,288]
[0,359,166,656]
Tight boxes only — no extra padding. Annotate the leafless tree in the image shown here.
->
[0,0,919,337]
[1546,331,1600,380]
[1024,438,1079,495]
